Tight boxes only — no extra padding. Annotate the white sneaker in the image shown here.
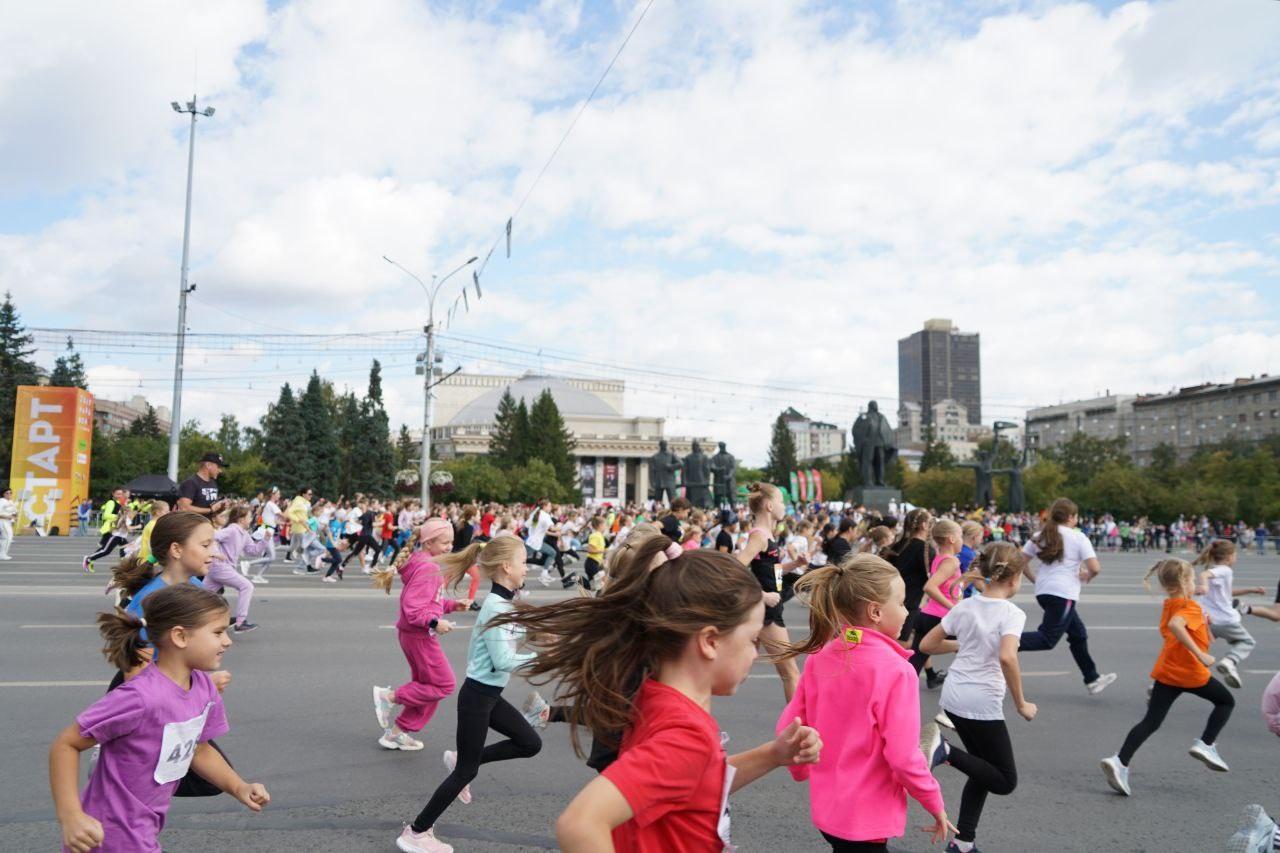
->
[1086,672,1118,695]
[443,750,472,804]
[374,686,397,729]
[322,575,337,584]
[934,710,955,730]
[396,825,453,853]
[1226,804,1277,853]
[1101,755,1131,796]
[1217,658,1243,689]
[378,729,424,751]
[523,690,551,730]
[1189,739,1229,771]
[538,571,553,587]
[251,575,269,584]
[291,567,308,575]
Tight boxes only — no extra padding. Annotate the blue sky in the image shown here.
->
[1,0,1278,463]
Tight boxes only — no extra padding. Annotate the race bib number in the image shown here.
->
[718,759,737,853]
[154,704,212,784]
[773,567,783,592]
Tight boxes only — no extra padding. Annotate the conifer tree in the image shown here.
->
[50,336,88,388]
[528,388,577,494]
[262,383,307,493]
[0,291,37,478]
[766,412,799,485]
[298,371,340,497]
[127,404,164,439]
[488,388,525,469]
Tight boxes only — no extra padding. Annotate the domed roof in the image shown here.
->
[450,374,620,425]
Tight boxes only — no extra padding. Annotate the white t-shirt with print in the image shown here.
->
[1197,564,1241,625]
[1023,525,1096,601]
[940,595,1028,720]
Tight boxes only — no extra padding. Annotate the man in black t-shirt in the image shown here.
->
[177,452,229,517]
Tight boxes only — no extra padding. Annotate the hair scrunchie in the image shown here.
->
[144,554,158,564]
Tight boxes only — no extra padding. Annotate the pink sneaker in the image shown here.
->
[395,825,452,853]
[442,750,472,804]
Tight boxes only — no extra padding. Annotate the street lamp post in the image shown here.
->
[166,95,215,484]
[383,255,478,510]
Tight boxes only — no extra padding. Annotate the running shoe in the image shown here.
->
[250,575,269,584]
[1086,672,1118,695]
[233,622,258,634]
[1189,739,1229,771]
[396,825,453,853]
[945,842,981,853]
[291,567,308,575]
[443,750,472,804]
[1217,657,1243,689]
[82,557,94,573]
[523,690,551,730]
[561,575,578,589]
[1100,755,1131,796]
[538,571,553,587]
[322,575,337,583]
[1226,804,1277,853]
[374,686,396,730]
[378,730,423,751]
[925,669,947,689]
[468,601,481,612]
[935,710,955,730]
[920,721,948,769]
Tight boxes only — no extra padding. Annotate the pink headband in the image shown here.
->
[418,518,453,543]
[650,541,684,571]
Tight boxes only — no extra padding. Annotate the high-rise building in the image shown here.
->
[779,407,846,462]
[898,318,981,426]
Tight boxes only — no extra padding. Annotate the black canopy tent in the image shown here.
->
[121,474,179,498]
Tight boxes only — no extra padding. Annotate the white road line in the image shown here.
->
[0,680,109,687]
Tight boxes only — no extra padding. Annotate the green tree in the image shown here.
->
[527,389,577,495]
[1083,462,1153,518]
[0,291,38,478]
[511,459,563,504]
[298,371,340,497]
[903,467,972,510]
[919,425,956,472]
[262,383,308,493]
[1023,460,1067,513]
[839,450,862,494]
[440,456,511,503]
[1040,432,1129,489]
[488,388,527,468]
[90,433,167,498]
[127,404,163,439]
[395,424,415,470]
[216,414,243,457]
[50,336,88,388]
[766,413,799,485]
[1147,442,1180,489]
[334,391,360,496]
[348,361,395,494]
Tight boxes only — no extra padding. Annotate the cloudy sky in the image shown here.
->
[2,0,1279,464]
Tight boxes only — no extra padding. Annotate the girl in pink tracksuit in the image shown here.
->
[372,518,474,751]
[206,505,270,633]
[777,553,955,852]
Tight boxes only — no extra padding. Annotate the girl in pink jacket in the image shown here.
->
[371,518,473,751]
[777,553,955,851]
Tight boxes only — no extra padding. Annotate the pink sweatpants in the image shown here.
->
[204,561,254,625]
[395,630,457,732]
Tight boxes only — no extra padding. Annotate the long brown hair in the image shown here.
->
[779,553,900,660]
[97,584,229,671]
[1032,498,1076,564]
[976,541,1025,584]
[488,538,761,757]
[110,511,212,599]
[1193,538,1235,568]
[885,508,931,560]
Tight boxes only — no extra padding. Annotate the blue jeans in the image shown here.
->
[1019,594,1100,684]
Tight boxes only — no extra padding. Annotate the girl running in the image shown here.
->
[1195,538,1266,689]
[83,503,137,574]
[393,535,541,853]
[908,519,964,674]
[1101,559,1236,796]
[918,542,1035,853]
[49,583,270,853]
[777,553,953,851]
[372,519,473,752]
[1019,498,1117,695]
[581,515,607,589]
[496,540,821,853]
[738,481,807,702]
[204,505,268,634]
[887,509,948,686]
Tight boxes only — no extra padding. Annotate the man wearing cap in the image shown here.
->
[176,452,230,516]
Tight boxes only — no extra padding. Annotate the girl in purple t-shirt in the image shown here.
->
[49,583,270,853]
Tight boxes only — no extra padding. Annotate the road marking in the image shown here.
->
[0,680,109,687]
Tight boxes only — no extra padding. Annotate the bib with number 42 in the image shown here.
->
[154,703,213,784]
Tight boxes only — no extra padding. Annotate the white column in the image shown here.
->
[616,458,628,504]
[637,457,650,506]
[594,458,605,505]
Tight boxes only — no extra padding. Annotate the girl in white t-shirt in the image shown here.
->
[1194,539,1266,689]
[920,542,1036,853]
[1019,498,1117,695]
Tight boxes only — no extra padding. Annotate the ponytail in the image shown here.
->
[97,608,149,671]
[110,554,157,600]
[779,554,900,661]
[98,583,228,670]
[438,541,486,591]
[1033,498,1076,565]
[1193,538,1235,568]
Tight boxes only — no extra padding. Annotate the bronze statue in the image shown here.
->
[851,401,898,487]
[994,444,1028,512]
[648,439,682,505]
[710,441,737,507]
[683,440,713,509]
[958,448,995,508]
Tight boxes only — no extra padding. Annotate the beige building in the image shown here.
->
[779,407,846,462]
[94,395,172,437]
[430,373,712,504]
[897,398,994,460]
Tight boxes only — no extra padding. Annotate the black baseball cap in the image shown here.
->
[200,452,230,467]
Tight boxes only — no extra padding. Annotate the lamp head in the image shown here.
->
[202,107,215,117]
[171,102,182,112]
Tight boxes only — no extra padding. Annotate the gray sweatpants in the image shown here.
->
[1210,621,1256,664]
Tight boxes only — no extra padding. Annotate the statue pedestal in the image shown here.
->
[850,486,902,514]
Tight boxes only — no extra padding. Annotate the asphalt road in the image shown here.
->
[3,535,1279,852]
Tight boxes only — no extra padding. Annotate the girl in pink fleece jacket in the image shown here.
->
[371,518,473,751]
[777,553,954,851]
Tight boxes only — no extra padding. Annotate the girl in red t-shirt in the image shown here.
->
[1101,559,1235,797]
[490,535,822,853]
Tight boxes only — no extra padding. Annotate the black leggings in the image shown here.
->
[821,833,887,852]
[1118,677,1234,765]
[947,714,1018,843]
[908,611,943,673]
[411,679,541,832]
[342,534,378,566]
[86,535,127,563]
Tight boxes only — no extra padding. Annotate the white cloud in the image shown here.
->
[4,0,1280,464]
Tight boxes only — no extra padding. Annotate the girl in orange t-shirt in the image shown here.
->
[1100,559,1235,797]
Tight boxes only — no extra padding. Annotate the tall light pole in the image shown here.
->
[166,95,215,483]
[383,254,478,509]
